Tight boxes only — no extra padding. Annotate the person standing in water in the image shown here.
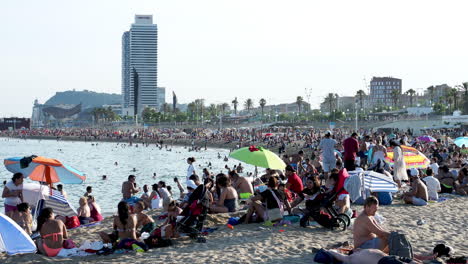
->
[186,157,196,181]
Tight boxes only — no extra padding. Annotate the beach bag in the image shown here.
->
[388,232,413,259]
[267,190,284,222]
[63,239,77,249]
[65,216,80,229]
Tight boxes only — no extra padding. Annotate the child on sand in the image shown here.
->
[77,197,94,224]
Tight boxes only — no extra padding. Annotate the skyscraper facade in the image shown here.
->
[122,15,158,116]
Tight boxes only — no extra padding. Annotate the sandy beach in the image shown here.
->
[2,194,466,264]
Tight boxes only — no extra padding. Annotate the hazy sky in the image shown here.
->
[1,0,468,117]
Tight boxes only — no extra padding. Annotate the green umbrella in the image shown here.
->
[230,146,286,170]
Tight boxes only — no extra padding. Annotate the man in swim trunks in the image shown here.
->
[229,170,254,199]
[122,175,141,200]
[353,196,390,252]
[403,169,428,206]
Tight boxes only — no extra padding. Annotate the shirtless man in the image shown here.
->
[353,196,390,252]
[134,201,155,236]
[229,171,254,199]
[122,175,140,200]
[403,168,428,206]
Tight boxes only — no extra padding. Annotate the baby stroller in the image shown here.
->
[300,171,351,231]
[176,184,210,243]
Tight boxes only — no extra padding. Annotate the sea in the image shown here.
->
[0,138,255,216]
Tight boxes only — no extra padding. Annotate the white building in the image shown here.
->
[122,15,159,116]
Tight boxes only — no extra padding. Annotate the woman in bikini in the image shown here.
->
[36,207,68,257]
[437,165,455,193]
[99,201,138,245]
[209,174,238,213]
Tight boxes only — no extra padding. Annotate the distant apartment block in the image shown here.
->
[369,77,402,107]
[122,15,159,116]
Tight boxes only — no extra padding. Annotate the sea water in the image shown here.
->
[0,138,255,216]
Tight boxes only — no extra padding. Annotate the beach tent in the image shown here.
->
[21,183,78,217]
[0,213,36,255]
[346,170,398,202]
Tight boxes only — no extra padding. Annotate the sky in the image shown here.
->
[1,0,468,117]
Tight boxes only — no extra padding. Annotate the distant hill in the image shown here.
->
[45,90,121,109]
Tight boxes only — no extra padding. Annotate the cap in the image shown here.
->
[325,130,332,135]
[410,168,419,177]
[186,180,197,190]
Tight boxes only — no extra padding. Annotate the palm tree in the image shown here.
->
[449,88,459,110]
[244,98,253,113]
[232,97,238,115]
[208,103,217,118]
[391,89,400,108]
[221,103,229,115]
[324,93,337,120]
[259,98,266,116]
[356,90,366,110]
[406,89,416,107]
[296,96,304,113]
[427,86,435,105]
[462,82,468,114]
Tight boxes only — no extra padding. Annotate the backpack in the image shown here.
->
[388,232,413,259]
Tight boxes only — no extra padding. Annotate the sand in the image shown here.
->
[1,194,467,264]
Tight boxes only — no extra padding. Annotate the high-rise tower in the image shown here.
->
[122,15,158,116]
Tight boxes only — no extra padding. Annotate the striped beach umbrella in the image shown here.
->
[385,145,430,169]
[4,156,86,184]
[21,183,77,217]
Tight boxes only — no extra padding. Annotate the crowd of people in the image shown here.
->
[2,126,467,262]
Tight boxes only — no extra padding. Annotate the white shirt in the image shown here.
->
[159,187,171,200]
[4,181,22,206]
[430,163,439,175]
[423,176,441,200]
[187,164,195,181]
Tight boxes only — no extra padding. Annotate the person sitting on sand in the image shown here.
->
[244,176,292,223]
[122,175,141,200]
[149,184,162,209]
[210,174,238,213]
[100,201,138,244]
[353,196,390,252]
[455,166,468,195]
[229,170,254,199]
[421,168,441,201]
[87,196,103,222]
[153,200,182,239]
[134,201,155,236]
[10,202,32,235]
[437,165,455,193]
[285,165,304,196]
[36,208,68,257]
[290,177,321,214]
[157,181,172,211]
[77,196,94,224]
[140,184,151,209]
[403,168,428,206]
